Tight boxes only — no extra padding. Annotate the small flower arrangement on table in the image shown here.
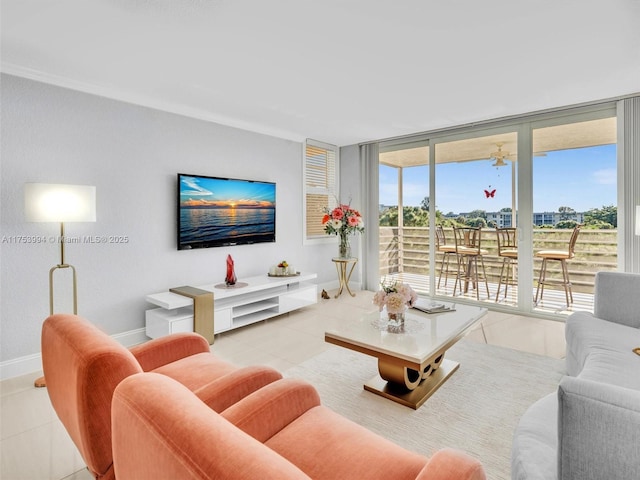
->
[269,260,296,276]
[322,203,364,258]
[373,279,418,320]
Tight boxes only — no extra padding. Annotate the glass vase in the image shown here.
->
[387,310,405,333]
[225,254,237,286]
[338,234,351,258]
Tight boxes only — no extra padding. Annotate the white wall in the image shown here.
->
[0,74,347,373]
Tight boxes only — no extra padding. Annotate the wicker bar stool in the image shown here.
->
[534,225,582,307]
[495,228,518,302]
[453,226,489,300]
[435,225,457,289]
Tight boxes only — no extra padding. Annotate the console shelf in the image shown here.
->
[145,272,317,341]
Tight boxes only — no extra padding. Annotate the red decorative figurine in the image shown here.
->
[225,255,237,286]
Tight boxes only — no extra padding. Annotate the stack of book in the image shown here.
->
[412,299,456,314]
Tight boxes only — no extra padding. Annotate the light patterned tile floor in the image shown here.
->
[0,289,566,480]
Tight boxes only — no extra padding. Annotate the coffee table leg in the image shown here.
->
[378,361,422,390]
[365,354,459,409]
[421,353,444,379]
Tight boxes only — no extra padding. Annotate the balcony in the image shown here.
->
[379,227,618,315]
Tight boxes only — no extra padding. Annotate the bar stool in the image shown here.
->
[495,227,518,302]
[534,225,582,307]
[452,226,489,300]
[435,225,457,289]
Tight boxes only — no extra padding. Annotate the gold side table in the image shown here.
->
[332,257,357,298]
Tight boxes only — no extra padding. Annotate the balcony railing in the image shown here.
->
[379,227,617,311]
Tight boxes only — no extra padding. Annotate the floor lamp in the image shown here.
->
[24,183,96,387]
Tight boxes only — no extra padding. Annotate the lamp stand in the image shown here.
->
[35,222,79,388]
[49,222,78,315]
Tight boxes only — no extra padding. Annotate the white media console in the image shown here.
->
[145,272,318,340]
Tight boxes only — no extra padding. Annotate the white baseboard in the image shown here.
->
[0,328,148,381]
[0,281,365,382]
[0,353,44,381]
[318,280,362,293]
[112,327,149,348]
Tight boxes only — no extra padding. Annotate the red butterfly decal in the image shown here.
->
[484,189,496,198]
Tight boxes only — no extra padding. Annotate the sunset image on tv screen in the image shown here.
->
[178,174,276,249]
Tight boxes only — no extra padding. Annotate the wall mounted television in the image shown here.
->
[177,173,276,250]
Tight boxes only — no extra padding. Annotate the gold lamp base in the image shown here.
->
[36,223,80,388]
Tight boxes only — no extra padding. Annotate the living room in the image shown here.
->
[2,2,640,479]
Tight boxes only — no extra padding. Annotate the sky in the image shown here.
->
[180,175,276,207]
[379,144,616,214]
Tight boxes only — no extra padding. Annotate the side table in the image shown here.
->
[332,257,357,298]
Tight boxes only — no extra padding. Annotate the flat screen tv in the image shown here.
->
[177,173,276,250]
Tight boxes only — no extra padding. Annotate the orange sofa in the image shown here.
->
[41,314,283,480]
[112,372,486,480]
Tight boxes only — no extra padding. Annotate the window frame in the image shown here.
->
[303,138,340,245]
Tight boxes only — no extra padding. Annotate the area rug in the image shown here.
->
[285,340,564,480]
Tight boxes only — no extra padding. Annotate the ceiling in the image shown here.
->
[380,117,617,167]
[2,1,639,146]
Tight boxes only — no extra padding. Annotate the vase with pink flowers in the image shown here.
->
[322,202,364,258]
[372,279,418,332]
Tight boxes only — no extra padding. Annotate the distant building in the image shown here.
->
[382,206,585,227]
[486,211,514,227]
[532,211,584,226]
[465,210,585,227]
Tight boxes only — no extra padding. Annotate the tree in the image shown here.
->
[467,209,487,220]
[584,205,617,228]
[379,207,398,226]
[466,217,487,228]
[558,206,576,221]
[402,207,429,226]
[584,220,614,229]
[420,196,430,211]
[500,207,512,212]
[378,206,431,227]
[555,220,578,229]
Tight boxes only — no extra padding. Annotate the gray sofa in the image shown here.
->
[511,271,640,480]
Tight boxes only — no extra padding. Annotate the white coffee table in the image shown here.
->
[324,302,486,409]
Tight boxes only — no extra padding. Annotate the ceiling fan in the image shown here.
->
[490,142,510,167]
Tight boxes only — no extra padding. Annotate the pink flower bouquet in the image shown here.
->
[372,279,418,314]
[321,203,364,237]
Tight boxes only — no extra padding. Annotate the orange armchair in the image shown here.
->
[41,314,282,480]
[112,373,486,480]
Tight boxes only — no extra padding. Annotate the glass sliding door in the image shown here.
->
[532,116,617,314]
[378,143,430,294]
[433,131,518,305]
[372,103,618,318]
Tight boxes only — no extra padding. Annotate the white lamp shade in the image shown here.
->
[25,183,96,222]
[636,206,640,236]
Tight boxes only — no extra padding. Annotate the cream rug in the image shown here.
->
[285,340,564,480]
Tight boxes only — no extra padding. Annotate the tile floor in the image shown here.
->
[0,289,566,480]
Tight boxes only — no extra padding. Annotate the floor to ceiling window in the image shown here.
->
[378,143,430,293]
[433,131,518,305]
[531,115,617,314]
[375,105,618,317]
